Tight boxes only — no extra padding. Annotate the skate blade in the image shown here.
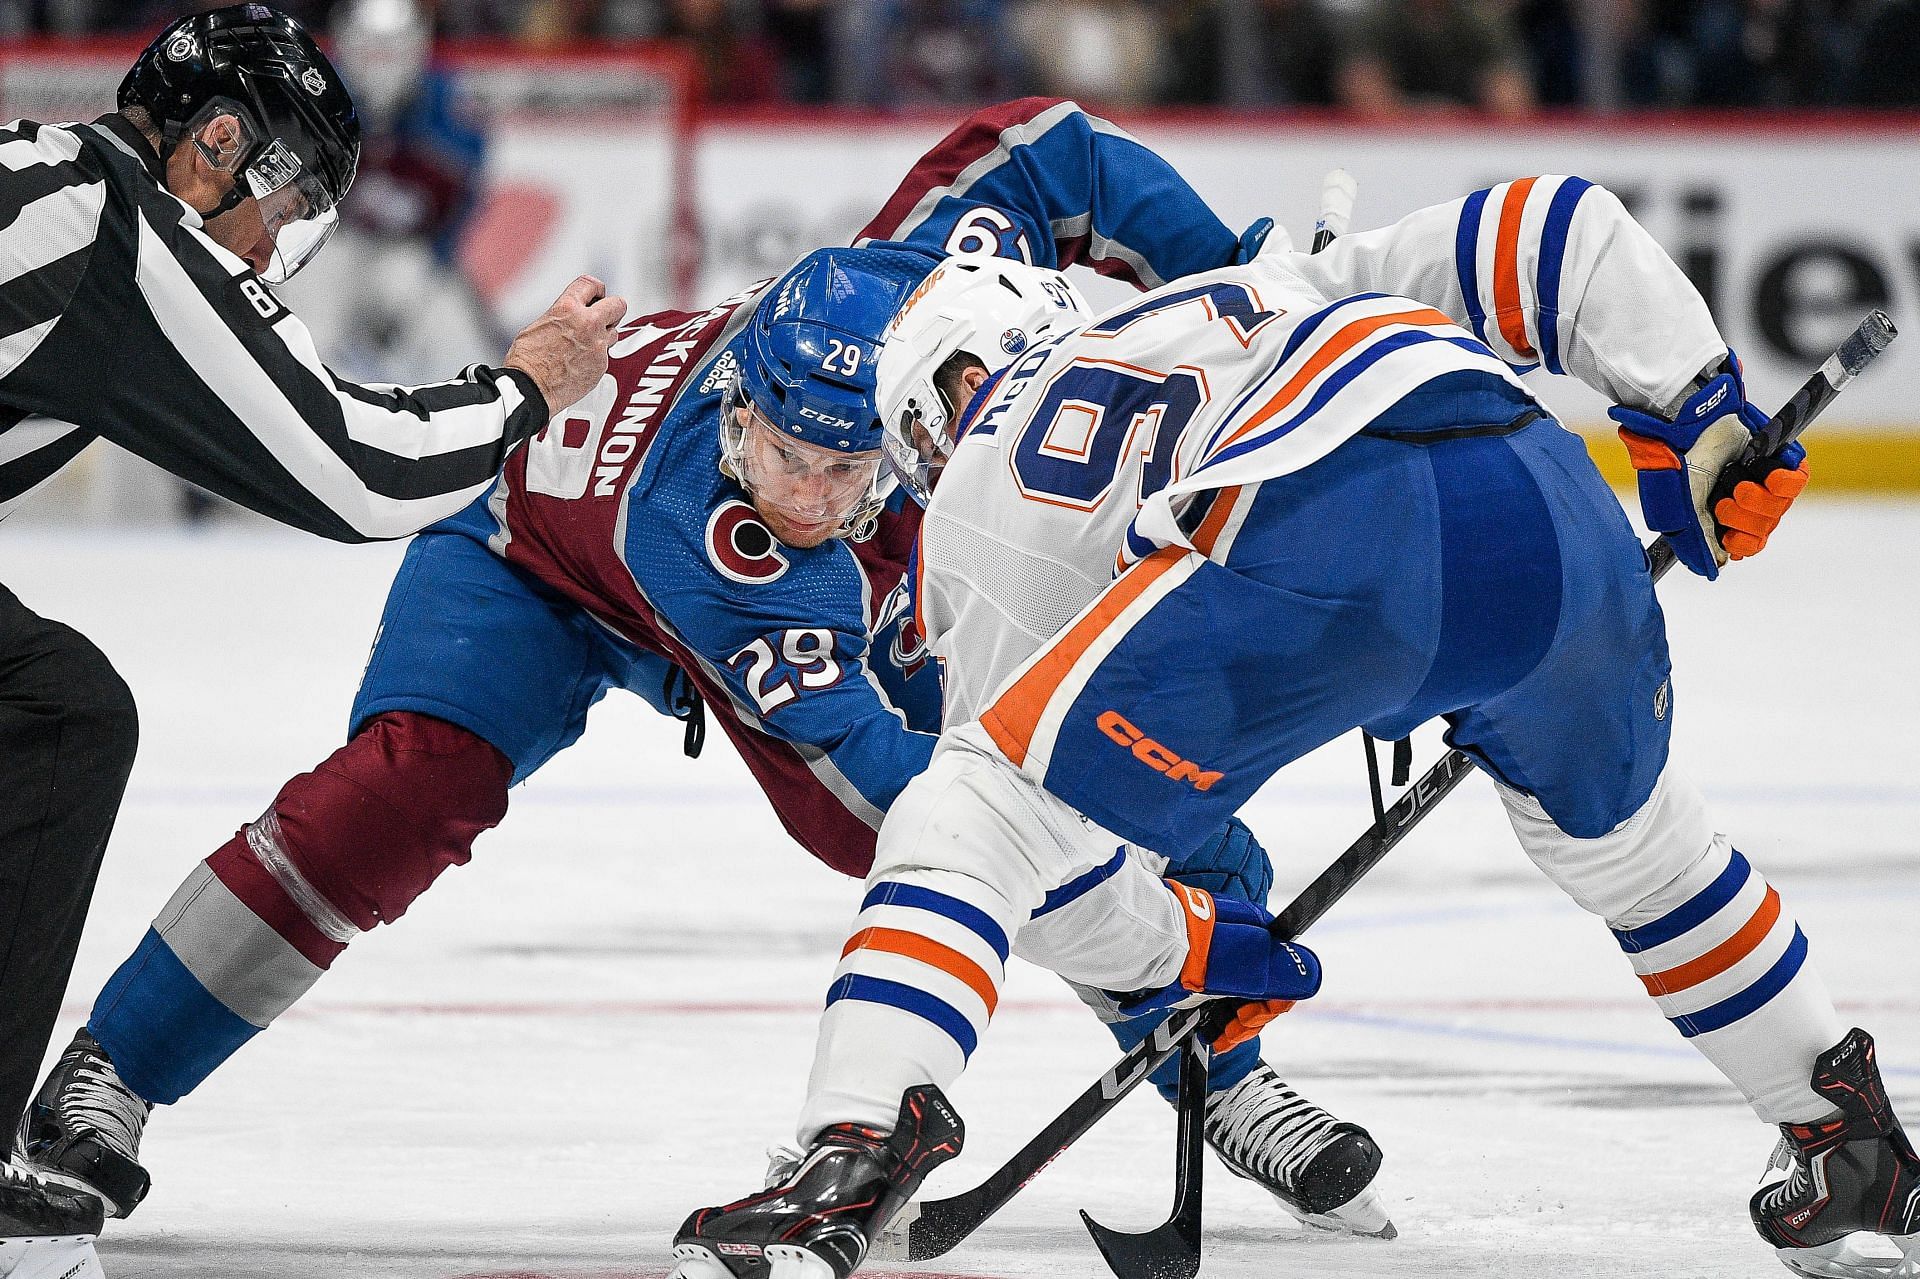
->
[668,1241,840,1279]
[0,1235,104,1279]
[1775,1230,1920,1279]
[864,1199,915,1263]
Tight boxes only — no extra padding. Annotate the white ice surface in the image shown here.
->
[0,501,1915,1279]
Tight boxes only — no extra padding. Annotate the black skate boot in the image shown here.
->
[0,1161,104,1279]
[1203,1062,1396,1239]
[17,1030,152,1219]
[670,1085,964,1279]
[1751,1028,1920,1278]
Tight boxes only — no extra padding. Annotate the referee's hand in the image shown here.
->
[504,275,627,415]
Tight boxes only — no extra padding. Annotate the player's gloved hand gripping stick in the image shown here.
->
[873,308,1898,1278]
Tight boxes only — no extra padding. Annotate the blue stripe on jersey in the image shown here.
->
[1612,851,1752,954]
[860,881,1011,961]
[89,930,261,1107]
[1535,178,1594,377]
[1363,369,1537,437]
[1200,294,1388,462]
[1674,927,1809,1038]
[1034,847,1128,918]
[1205,330,1492,470]
[1122,522,1157,565]
[826,972,979,1057]
[1456,188,1492,349]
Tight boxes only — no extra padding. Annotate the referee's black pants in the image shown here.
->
[0,583,137,1160]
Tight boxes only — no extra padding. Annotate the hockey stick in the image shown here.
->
[1310,169,1356,254]
[870,309,1896,1269]
[1080,1031,1211,1279]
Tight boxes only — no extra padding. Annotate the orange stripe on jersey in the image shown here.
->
[1638,886,1784,998]
[1190,485,1244,558]
[912,530,929,646]
[982,546,1189,767]
[1494,177,1540,360]
[1215,306,1456,455]
[843,926,1000,1014]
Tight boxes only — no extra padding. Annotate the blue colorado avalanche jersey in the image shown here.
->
[444,97,1253,876]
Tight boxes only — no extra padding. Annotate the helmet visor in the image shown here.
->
[244,138,338,284]
[722,383,888,540]
[881,399,950,508]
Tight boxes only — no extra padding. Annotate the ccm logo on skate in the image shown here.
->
[1097,711,1223,791]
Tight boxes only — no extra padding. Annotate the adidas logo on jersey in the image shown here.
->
[1096,710,1223,791]
[700,351,740,396]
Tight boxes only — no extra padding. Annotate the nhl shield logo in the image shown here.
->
[301,67,327,95]
[166,32,198,61]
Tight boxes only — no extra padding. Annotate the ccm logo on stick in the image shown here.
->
[1097,710,1223,791]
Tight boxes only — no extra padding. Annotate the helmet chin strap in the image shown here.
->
[195,180,249,222]
[190,135,252,223]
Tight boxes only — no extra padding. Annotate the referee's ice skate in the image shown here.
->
[670,1086,963,1279]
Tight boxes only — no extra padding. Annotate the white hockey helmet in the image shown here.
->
[876,254,1091,505]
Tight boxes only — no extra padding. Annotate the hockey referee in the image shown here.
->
[0,3,623,1251]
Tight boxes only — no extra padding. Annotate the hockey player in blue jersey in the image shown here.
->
[19,99,1387,1242]
[673,181,1916,1279]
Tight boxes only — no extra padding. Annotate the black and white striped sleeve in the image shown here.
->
[0,117,553,542]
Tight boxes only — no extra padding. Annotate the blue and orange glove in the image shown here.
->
[1609,353,1810,580]
[1118,881,1320,1053]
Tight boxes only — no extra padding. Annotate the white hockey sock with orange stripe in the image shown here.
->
[1502,768,1843,1124]
[1609,835,1842,1123]
[802,867,1019,1142]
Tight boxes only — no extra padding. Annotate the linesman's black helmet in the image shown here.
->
[120,3,360,281]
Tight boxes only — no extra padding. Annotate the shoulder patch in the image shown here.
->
[706,500,789,584]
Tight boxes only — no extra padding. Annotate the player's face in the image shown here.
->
[733,409,883,549]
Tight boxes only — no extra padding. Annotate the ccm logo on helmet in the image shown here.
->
[1097,710,1223,791]
[706,501,789,585]
[799,405,854,430]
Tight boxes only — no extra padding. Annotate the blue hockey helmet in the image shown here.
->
[720,249,917,541]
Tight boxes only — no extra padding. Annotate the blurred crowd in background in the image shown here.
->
[4,0,1918,113]
[6,0,1914,520]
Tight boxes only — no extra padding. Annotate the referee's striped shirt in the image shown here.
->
[0,113,553,541]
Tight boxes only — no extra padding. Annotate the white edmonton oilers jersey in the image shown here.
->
[919,175,1730,725]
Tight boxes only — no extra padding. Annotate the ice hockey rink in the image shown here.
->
[2,497,1915,1279]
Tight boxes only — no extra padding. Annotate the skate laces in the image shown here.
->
[763,1143,804,1187]
[1203,1065,1338,1187]
[58,1054,149,1164]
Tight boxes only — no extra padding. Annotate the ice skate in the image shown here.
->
[1751,1029,1920,1279]
[0,1160,104,1279]
[670,1085,963,1279]
[1204,1062,1395,1239]
[17,1030,152,1220]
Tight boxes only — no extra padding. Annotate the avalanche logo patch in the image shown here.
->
[706,500,789,585]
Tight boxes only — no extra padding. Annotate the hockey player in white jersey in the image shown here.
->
[671,178,1917,1279]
